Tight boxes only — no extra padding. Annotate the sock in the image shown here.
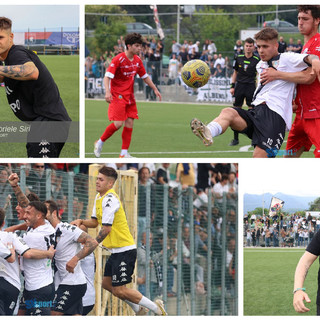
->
[125,300,140,313]
[100,123,119,142]
[120,149,128,156]
[234,131,239,141]
[138,296,159,314]
[121,127,133,150]
[96,139,104,148]
[207,121,222,137]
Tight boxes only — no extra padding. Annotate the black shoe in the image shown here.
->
[229,139,239,146]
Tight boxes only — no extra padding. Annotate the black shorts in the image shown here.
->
[53,283,87,315]
[233,103,286,157]
[104,249,137,287]
[82,304,94,316]
[26,117,70,158]
[233,82,256,107]
[0,277,20,315]
[19,282,55,316]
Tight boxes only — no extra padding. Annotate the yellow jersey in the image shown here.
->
[92,189,135,252]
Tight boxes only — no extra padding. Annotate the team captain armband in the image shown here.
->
[230,83,235,89]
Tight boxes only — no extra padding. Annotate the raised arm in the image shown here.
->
[8,173,29,208]
[70,217,99,229]
[0,61,39,81]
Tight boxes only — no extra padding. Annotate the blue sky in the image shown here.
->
[0,5,79,31]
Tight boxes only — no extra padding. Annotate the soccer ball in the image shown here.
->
[181,59,210,88]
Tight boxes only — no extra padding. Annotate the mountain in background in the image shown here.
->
[244,192,317,214]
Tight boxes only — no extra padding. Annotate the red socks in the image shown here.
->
[121,127,133,150]
[100,123,118,142]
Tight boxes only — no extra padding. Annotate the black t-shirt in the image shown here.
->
[306,230,320,305]
[4,45,71,122]
[233,54,260,84]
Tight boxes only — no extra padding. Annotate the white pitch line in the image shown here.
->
[85,149,254,156]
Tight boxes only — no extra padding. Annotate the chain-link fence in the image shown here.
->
[137,183,238,316]
[3,163,238,316]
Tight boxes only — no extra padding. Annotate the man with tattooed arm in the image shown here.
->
[67,166,168,316]
[0,17,71,157]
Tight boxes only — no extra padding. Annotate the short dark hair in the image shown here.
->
[0,208,5,226]
[245,37,255,45]
[255,27,278,41]
[138,166,150,177]
[99,166,118,181]
[221,174,229,182]
[44,200,59,219]
[298,5,320,21]
[0,17,12,31]
[27,192,40,202]
[125,33,143,47]
[28,201,47,218]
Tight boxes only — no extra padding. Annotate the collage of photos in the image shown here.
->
[0,2,319,319]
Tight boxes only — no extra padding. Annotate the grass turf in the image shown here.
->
[0,55,79,158]
[85,100,314,158]
[244,248,318,316]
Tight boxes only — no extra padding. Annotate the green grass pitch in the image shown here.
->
[244,248,318,316]
[85,100,314,158]
[0,55,79,158]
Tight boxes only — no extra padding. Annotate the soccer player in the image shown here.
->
[293,229,320,314]
[94,33,162,158]
[190,27,320,158]
[259,5,320,158]
[18,201,56,316]
[66,166,167,316]
[0,17,71,158]
[229,37,260,146]
[0,208,55,316]
[44,200,96,316]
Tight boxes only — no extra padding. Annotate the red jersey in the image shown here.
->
[105,52,147,98]
[295,33,320,119]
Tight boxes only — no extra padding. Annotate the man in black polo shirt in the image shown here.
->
[293,229,320,314]
[0,17,71,158]
[229,37,260,146]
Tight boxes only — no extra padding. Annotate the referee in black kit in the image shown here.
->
[0,17,71,158]
[229,37,260,146]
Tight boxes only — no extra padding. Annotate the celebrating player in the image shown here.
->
[66,166,167,316]
[94,33,162,158]
[44,200,96,316]
[229,37,260,146]
[0,17,71,158]
[191,27,320,158]
[259,5,320,157]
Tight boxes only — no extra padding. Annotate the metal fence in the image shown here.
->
[3,164,238,316]
[138,183,238,316]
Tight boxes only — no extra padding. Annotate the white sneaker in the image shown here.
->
[94,140,102,157]
[155,299,167,316]
[119,152,134,158]
[136,306,148,316]
[190,118,213,146]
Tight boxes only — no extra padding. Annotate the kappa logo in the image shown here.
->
[120,272,127,277]
[120,261,127,266]
[64,291,70,296]
[121,278,127,282]
[120,267,127,272]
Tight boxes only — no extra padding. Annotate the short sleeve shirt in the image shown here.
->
[92,193,120,226]
[105,52,148,98]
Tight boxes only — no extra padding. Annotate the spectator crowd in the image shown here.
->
[244,212,319,248]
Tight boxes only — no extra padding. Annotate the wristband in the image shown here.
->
[293,287,305,294]
[230,83,235,89]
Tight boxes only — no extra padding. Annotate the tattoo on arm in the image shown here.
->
[76,235,98,260]
[12,186,29,208]
[0,63,37,80]
[96,227,110,243]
